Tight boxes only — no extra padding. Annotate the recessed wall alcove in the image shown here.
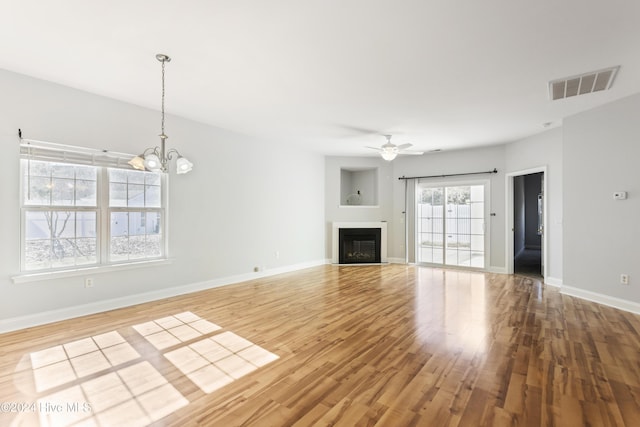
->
[340,167,378,206]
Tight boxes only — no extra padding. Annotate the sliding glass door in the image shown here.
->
[417,182,486,268]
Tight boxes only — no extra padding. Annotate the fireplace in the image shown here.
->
[339,228,381,264]
[332,221,387,264]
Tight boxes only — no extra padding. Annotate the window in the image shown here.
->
[21,157,166,273]
[416,182,487,268]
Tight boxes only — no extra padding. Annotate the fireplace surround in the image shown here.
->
[332,222,387,264]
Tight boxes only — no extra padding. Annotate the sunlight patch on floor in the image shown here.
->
[133,312,222,350]
[165,332,279,393]
[37,361,188,427]
[20,312,279,426]
[30,331,140,392]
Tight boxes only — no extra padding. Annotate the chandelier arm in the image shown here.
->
[165,148,181,160]
[142,147,160,156]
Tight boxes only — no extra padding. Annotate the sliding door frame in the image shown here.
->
[415,178,491,270]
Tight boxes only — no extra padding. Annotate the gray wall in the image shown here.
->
[392,145,507,270]
[564,93,640,302]
[505,128,563,282]
[0,69,325,323]
[325,156,394,259]
[325,128,563,277]
[514,175,525,255]
[524,173,542,249]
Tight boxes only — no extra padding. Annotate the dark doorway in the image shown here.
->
[513,172,543,277]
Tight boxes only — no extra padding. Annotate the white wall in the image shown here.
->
[505,128,563,283]
[325,131,564,278]
[325,157,393,260]
[392,145,507,271]
[0,69,325,328]
[563,93,640,305]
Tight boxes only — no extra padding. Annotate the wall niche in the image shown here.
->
[340,167,378,206]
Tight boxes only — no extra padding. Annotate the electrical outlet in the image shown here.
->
[85,278,94,288]
[620,274,629,285]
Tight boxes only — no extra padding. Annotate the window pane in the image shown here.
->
[110,236,129,262]
[110,183,127,207]
[110,211,163,261]
[128,212,146,236]
[145,173,161,186]
[128,235,147,260]
[76,180,97,206]
[145,235,162,257]
[470,185,484,202]
[25,240,52,270]
[127,170,145,185]
[146,185,161,208]
[75,165,96,180]
[51,164,75,179]
[471,202,484,218]
[146,212,161,235]
[24,176,51,205]
[111,212,129,236]
[27,160,52,178]
[108,168,160,208]
[24,161,97,207]
[127,184,145,207]
[75,238,97,265]
[76,212,97,237]
[25,211,51,240]
[471,219,484,235]
[109,169,128,184]
[51,178,75,206]
[53,211,76,238]
[23,210,97,271]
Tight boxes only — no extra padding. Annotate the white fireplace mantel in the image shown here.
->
[332,221,388,264]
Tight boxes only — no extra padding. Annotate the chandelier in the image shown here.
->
[128,54,193,174]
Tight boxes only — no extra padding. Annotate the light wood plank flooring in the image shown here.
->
[2,265,640,426]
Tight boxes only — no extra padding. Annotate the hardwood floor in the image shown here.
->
[1,265,640,426]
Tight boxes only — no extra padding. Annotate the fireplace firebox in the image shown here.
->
[338,228,382,264]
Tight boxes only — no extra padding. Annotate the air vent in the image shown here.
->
[549,66,620,100]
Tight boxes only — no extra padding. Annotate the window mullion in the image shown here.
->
[100,168,110,265]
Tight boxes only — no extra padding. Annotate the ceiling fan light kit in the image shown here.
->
[367,135,423,161]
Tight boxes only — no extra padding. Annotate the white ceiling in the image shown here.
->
[1,0,639,156]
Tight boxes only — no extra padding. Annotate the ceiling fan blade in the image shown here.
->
[400,151,424,156]
[396,143,413,150]
[365,146,383,152]
[337,124,381,135]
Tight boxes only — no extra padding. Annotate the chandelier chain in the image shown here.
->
[161,57,166,136]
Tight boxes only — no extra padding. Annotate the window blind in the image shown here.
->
[20,138,138,170]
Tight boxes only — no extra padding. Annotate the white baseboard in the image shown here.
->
[489,266,507,274]
[388,257,406,264]
[0,259,326,334]
[560,285,640,315]
[544,276,562,288]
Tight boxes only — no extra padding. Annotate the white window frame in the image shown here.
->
[14,140,169,283]
[415,178,490,270]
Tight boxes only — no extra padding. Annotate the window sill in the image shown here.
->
[11,259,174,284]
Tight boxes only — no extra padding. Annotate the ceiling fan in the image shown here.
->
[366,135,424,161]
